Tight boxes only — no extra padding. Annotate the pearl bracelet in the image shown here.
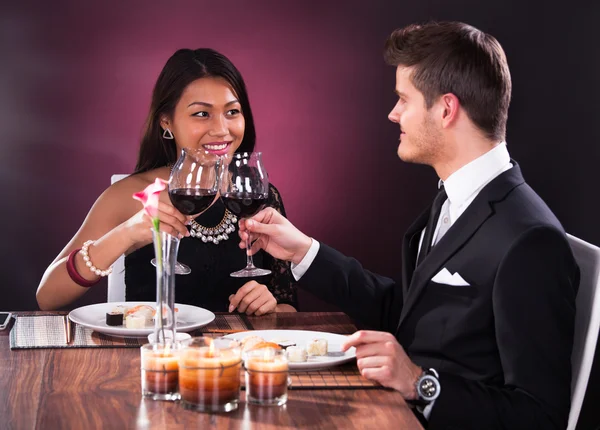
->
[81,240,113,277]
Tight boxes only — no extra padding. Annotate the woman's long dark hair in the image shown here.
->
[134,48,256,174]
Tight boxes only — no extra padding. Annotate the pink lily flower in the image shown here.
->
[133,178,168,229]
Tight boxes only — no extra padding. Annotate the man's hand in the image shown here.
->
[238,207,312,265]
[342,330,422,400]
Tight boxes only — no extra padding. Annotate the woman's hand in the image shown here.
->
[123,201,190,248]
[228,281,277,316]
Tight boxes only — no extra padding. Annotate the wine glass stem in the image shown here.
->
[245,231,257,270]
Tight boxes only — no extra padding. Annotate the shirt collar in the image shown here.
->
[442,142,510,207]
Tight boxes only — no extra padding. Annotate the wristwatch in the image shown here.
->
[412,368,441,405]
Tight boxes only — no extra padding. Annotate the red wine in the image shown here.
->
[169,188,217,215]
[222,193,268,218]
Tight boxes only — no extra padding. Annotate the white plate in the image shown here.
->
[69,302,215,338]
[224,330,356,370]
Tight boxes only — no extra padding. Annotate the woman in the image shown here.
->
[37,48,297,314]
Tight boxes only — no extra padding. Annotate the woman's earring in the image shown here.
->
[162,128,174,139]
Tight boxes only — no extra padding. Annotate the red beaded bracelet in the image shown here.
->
[66,248,100,288]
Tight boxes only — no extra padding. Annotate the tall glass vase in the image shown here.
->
[151,230,180,345]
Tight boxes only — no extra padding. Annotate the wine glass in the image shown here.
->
[151,148,220,275]
[220,152,271,278]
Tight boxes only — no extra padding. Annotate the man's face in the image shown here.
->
[388,66,442,166]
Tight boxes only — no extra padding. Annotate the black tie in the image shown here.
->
[417,185,447,266]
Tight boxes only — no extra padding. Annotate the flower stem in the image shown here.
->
[153,220,165,344]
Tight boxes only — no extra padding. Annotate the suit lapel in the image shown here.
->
[395,162,526,334]
[402,207,429,297]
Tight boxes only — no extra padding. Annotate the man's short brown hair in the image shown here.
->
[384,22,512,141]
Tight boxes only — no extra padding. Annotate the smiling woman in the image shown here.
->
[135,49,256,173]
[36,48,298,315]
[162,79,245,157]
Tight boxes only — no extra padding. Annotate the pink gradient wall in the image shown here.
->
[2,0,599,313]
[2,2,600,427]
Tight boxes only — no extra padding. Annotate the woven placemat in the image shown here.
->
[238,363,378,389]
[241,363,379,389]
[9,314,253,350]
[287,364,379,389]
[201,313,254,333]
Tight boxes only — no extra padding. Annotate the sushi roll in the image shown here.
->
[307,338,328,356]
[287,346,308,362]
[112,305,128,314]
[105,311,124,326]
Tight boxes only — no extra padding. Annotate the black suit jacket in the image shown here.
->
[300,164,579,429]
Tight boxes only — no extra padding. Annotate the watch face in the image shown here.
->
[418,375,440,400]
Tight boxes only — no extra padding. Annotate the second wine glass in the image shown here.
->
[151,148,220,275]
[220,152,271,278]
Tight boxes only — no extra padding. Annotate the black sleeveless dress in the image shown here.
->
[124,184,298,311]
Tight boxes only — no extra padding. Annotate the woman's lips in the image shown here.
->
[202,142,231,155]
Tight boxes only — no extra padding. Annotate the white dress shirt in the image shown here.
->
[417,141,513,257]
[290,142,513,419]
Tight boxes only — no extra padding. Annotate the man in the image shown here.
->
[235,22,579,429]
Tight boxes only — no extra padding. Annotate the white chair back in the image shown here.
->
[107,174,129,302]
[567,233,600,430]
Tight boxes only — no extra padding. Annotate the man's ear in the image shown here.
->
[440,93,460,129]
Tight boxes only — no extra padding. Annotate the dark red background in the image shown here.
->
[1,1,598,427]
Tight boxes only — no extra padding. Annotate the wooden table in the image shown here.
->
[0,312,423,429]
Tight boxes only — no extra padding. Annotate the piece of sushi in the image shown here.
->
[124,305,155,325]
[105,311,124,326]
[125,314,146,329]
[250,341,282,351]
[152,305,179,324]
[286,346,308,362]
[240,335,265,352]
[269,338,296,348]
[307,338,328,356]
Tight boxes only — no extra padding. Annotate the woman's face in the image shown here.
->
[162,77,245,157]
